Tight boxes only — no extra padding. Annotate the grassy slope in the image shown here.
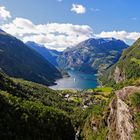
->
[80,88,114,140]
[0,71,75,140]
[0,71,116,140]
[100,38,140,87]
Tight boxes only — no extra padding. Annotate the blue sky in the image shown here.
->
[0,0,140,50]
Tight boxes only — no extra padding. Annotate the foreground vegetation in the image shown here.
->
[0,71,114,140]
[100,38,140,87]
[124,92,140,140]
[1,37,140,139]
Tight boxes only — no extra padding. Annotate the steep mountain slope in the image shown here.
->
[58,38,128,73]
[0,71,75,140]
[0,70,115,140]
[100,38,140,86]
[107,86,140,140]
[26,41,62,66]
[0,31,62,86]
[0,29,5,33]
[1,68,140,140]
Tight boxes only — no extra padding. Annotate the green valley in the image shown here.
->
[0,70,114,140]
[1,0,140,139]
[0,31,140,139]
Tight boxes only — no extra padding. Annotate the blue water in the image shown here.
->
[50,70,98,90]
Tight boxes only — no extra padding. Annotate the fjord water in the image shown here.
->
[50,70,98,90]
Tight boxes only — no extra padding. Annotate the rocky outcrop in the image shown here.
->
[107,97,118,140]
[107,86,140,140]
[101,38,140,86]
[113,66,125,83]
[115,97,133,140]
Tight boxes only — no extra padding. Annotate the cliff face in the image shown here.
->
[113,66,125,83]
[57,38,128,73]
[108,86,140,140]
[100,38,140,86]
[1,69,140,140]
[90,38,140,140]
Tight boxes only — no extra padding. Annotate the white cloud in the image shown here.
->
[1,17,140,50]
[0,7,140,51]
[0,6,11,20]
[71,4,86,14]
[95,31,140,41]
[1,18,93,51]
[1,17,140,51]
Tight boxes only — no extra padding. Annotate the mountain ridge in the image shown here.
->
[0,31,62,86]
[100,38,140,86]
[26,41,62,66]
[57,37,128,73]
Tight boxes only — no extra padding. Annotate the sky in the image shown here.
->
[0,0,140,50]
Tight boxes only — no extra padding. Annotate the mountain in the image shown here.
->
[26,41,62,66]
[0,31,62,86]
[0,70,114,140]
[1,50,140,140]
[0,71,75,140]
[0,29,5,33]
[57,38,128,73]
[100,38,140,86]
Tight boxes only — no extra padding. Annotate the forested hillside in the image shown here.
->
[0,31,62,86]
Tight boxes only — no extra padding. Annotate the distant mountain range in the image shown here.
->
[0,31,62,86]
[1,28,140,140]
[26,41,62,66]
[57,38,128,73]
[26,38,128,74]
[0,29,129,86]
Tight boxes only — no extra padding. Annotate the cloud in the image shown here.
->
[1,17,140,50]
[0,6,11,20]
[1,18,93,51]
[71,4,86,14]
[57,0,62,2]
[95,31,140,41]
[0,6,140,51]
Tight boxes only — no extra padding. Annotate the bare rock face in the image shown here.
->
[108,86,140,140]
[108,94,134,140]
[116,98,134,140]
[113,66,125,83]
[107,98,118,140]
[57,38,128,73]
